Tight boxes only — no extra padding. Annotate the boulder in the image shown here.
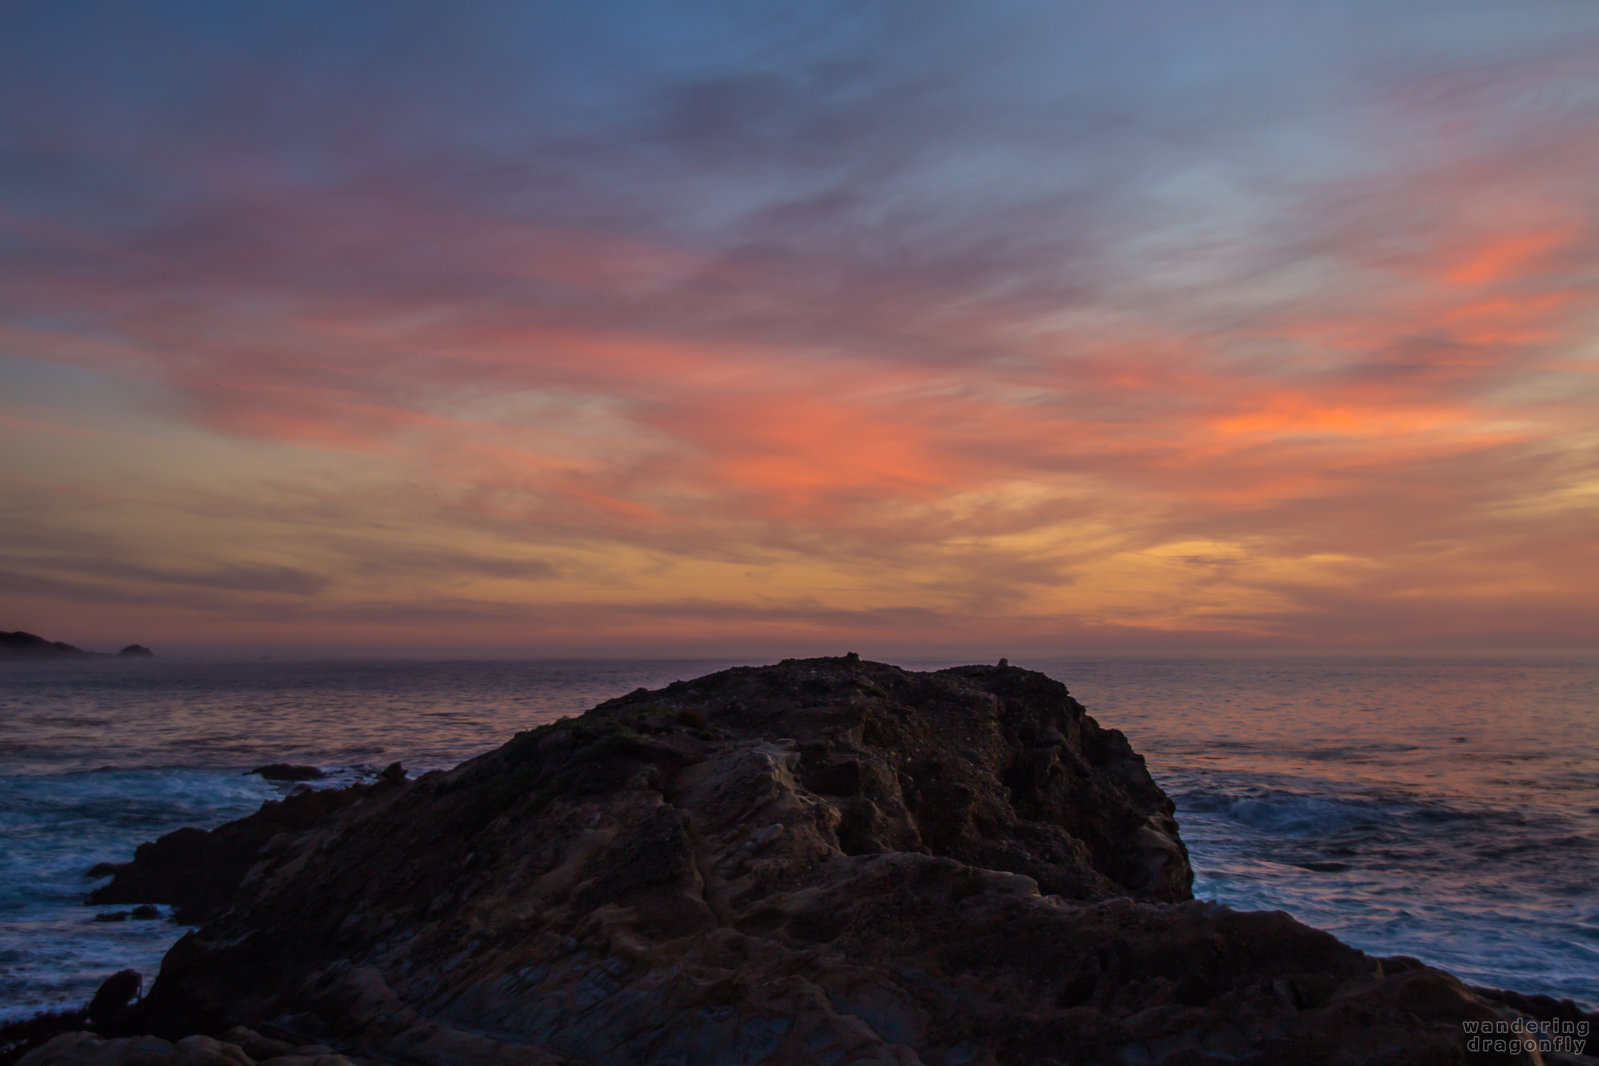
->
[86,971,141,1028]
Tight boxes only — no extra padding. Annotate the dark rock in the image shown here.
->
[87,972,141,1027]
[74,659,1576,1065]
[217,1026,296,1062]
[1,632,152,661]
[86,786,366,923]
[1473,984,1599,1030]
[247,764,326,782]
[11,1031,306,1066]
[89,906,160,923]
[377,762,406,785]
[1,632,89,660]
[0,1009,89,1066]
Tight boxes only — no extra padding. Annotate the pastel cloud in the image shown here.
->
[1,1,1597,654]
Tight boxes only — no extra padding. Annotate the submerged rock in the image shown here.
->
[57,659,1588,1064]
[90,906,160,923]
[246,765,327,783]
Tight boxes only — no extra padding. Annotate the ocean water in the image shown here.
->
[0,655,1594,1020]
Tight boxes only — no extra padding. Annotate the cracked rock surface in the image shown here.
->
[67,658,1582,1065]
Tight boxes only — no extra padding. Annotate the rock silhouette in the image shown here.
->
[1,632,89,659]
[85,972,141,1028]
[44,658,1594,1065]
[1,632,154,660]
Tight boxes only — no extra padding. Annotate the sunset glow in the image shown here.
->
[2,2,1597,655]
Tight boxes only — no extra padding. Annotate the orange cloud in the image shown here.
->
[6,44,1599,655]
[1442,224,1574,288]
[1208,389,1476,440]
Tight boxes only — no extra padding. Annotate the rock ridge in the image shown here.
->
[33,658,1596,1065]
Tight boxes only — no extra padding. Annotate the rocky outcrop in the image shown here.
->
[86,787,371,924]
[0,632,154,660]
[44,659,1597,1064]
[1,632,90,659]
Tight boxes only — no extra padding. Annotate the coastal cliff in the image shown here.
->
[23,658,1592,1065]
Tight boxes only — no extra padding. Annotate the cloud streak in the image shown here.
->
[2,1,1597,652]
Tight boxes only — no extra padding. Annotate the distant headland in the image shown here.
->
[0,631,154,660]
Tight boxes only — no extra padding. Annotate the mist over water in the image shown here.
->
[1,655,1594,1019]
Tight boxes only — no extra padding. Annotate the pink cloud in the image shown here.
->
[5,30,1599,652]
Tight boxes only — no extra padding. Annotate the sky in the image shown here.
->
[2,1,1597,657]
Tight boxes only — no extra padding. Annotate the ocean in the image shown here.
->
[1,655,1595,1020]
